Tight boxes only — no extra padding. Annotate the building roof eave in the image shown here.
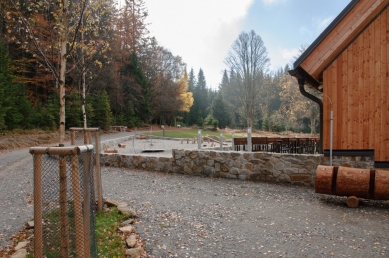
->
[293,0,360,70]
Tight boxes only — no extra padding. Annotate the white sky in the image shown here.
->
[143,0,351,89]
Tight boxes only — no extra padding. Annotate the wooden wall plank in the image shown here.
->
[368,21,375,151]
[346,45,354,149]
[372,16,382,158]
[341,51,349,150]
[349,41,358,149]
[358,30,367,150]
[380,8,389,161]
[364,23,374,149]
[335,55,343,149]
[356,28,369,149]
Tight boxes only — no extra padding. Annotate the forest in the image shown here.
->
[0,0,320,134]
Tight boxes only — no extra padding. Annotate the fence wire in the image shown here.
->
[31,146,97,258]
[69,128,103,211]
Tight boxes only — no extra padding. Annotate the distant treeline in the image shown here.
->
[0,0,319,133]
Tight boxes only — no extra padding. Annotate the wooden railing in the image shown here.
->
[234,137,320,154]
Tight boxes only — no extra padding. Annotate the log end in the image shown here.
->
[346,196,359,208]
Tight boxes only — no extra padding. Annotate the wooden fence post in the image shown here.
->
[59,156,69,257]
[71,155,85,257]
[33,154,43,258]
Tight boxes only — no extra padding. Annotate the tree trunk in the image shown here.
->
[81,14,87,129]
[59,0,68,146]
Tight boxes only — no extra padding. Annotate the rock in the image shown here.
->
[119,225,134,234]
[26,221,34,229]
[11,248,27,258]
[126,234,137,248]
[125,247,144,258]
[119,218,135,227]
[117,203,137,217]
[15,241,28,251]
[104,198,120,207]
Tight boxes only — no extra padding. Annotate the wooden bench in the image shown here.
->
[111,126,127,132]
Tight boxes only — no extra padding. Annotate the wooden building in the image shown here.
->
[289,0,389,167]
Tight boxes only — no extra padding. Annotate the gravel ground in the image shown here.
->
[0,149,34,249]
[102,168,389,258]
[2,133,389,258]
[117,137,225,157]
[0,131,132,249]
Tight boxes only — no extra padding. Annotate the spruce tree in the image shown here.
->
[211,92,231,129]
[0,40,30,130]
[91,91,113,130]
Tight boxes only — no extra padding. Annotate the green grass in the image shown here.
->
[147,128,233,139]
[96,207,129,258]
[27,206,128,257]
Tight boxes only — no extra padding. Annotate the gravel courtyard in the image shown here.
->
[1,134,389,257]
[102,167,389,258]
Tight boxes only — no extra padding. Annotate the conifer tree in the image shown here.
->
[90,91,113,130]
[211,92,230,129]
[0,39,30,130]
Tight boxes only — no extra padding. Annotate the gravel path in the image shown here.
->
[0,149,33,249]
[103,167,389,258]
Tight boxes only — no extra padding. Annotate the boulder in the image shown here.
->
[126,234,137,248]
[119,225,134,234]
[125,247,144,258]
[104,198,120,207]
[117,203,137,217]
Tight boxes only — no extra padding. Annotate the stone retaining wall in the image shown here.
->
[100,148,374,187]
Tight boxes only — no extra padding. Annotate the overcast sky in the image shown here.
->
[142,0,351,89]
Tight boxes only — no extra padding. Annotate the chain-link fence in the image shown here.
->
[30,145,97,258]
[69,128,103,211]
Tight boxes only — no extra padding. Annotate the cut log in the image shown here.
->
[139,135,147,140]
[336,167,370,198]
[346,196,359,208]
[315,165,335,195]
[374,170,389,200]
[118,143,126,148]
[104,149,118,153]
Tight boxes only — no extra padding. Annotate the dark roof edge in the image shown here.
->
[293,0,360,69]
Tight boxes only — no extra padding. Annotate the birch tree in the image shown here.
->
[5,0,114,143]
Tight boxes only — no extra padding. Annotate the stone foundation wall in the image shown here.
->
[100,148,375,187]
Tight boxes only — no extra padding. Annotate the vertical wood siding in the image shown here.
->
[322,7,389,161]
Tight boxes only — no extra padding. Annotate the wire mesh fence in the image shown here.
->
[69,128,103,211]
[30,145,97,258]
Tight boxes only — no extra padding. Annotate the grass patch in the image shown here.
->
[96,207,129,257]
[149,128,233,139]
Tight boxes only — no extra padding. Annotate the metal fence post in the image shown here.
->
[248,127,252,152]
[232,133,235,151]
[220,133,223,151]
[197,129,202,150]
